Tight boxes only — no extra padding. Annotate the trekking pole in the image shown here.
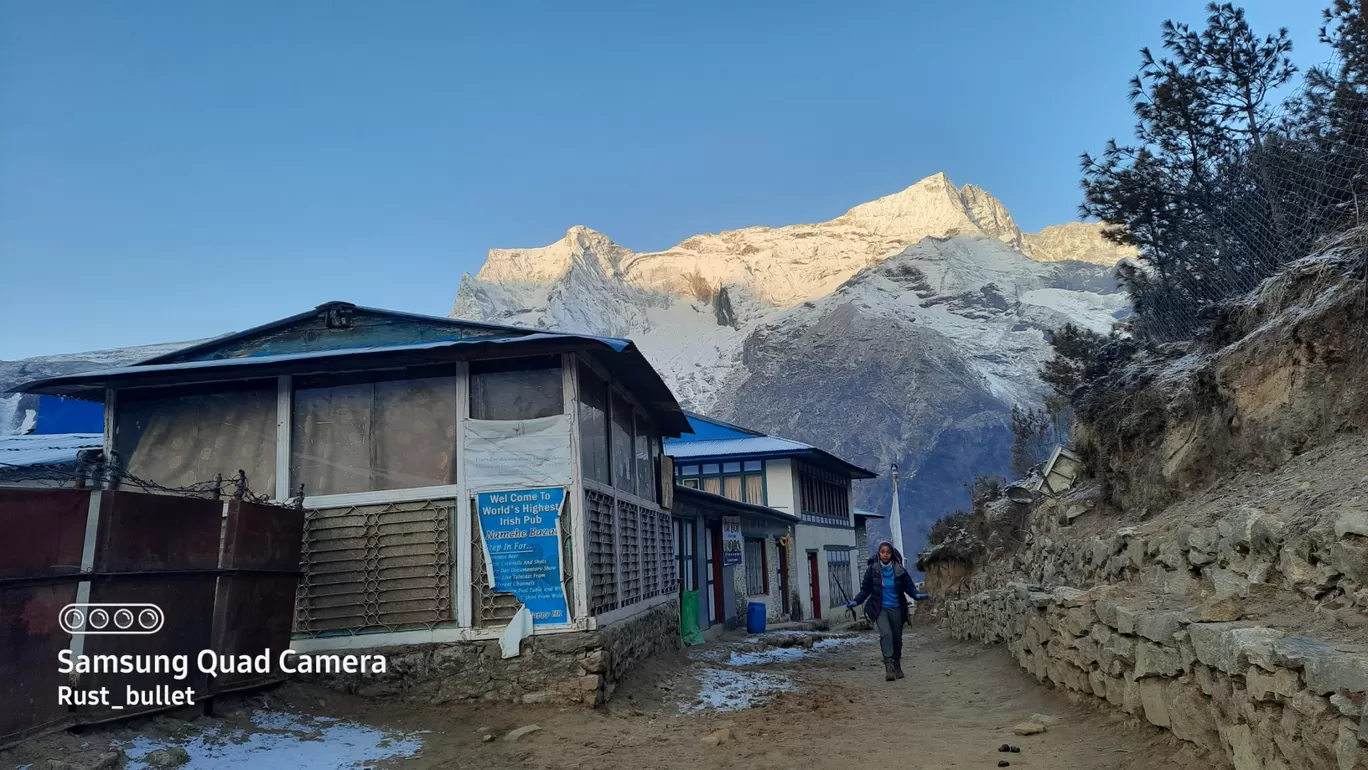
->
[833,571,857,623]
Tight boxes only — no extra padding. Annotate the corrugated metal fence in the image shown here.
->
[0,488,303,748]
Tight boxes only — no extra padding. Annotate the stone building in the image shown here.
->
[671,485,797,632]
[665,413,875,624]
[16,301,690,705]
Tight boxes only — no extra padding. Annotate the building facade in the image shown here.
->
[665,414,875,623]
[16,301,692,705]
[671,485,797,631]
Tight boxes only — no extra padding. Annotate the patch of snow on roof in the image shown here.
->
[0,433,102,467]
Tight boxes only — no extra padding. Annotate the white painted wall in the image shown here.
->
[763,458,795,515]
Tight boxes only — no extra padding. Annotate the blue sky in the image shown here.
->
[0,1,1331,358]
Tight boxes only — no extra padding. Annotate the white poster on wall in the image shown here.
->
[463,415,574,490]
[722,515,743,566]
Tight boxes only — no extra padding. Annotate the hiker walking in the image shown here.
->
[847,540,926,681]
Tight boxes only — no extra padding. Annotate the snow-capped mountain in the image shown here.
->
[0,172,1131,556]
[453,173,1132,550]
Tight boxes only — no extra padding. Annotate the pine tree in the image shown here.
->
[1081,3,1300,341]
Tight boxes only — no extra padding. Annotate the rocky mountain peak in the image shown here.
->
[476,225,632,286]
[1021,221,1134,266]
[835,173,1023,248]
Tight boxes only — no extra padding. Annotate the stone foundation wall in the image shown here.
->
[299,599,680,707]
[996,495,1368,613]
[946,583,1368,769]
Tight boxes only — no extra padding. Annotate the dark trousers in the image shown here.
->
[875,605,905,664]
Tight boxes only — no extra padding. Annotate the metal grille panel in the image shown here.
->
[641,508,659,599]
[659,510,678,594]
[617,500,641,605]
[587,488,618,615]
[295,499,453,636]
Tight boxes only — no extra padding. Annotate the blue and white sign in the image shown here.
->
[475,487,570,626]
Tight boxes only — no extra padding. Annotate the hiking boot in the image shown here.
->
[894,661,905,679]
[885,663,896,681]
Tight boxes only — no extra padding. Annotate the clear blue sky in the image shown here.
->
[0,1,1330,359]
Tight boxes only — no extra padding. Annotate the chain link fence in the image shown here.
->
[1108,52,1368,342]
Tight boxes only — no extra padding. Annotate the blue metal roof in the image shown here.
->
[665,436,812,459]
[18,332,627,384]
[664,434,878,479]
[0,433,101,468]
[12,303,694,437]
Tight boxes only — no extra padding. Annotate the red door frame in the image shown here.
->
[807,551,822,620]
[777,543,790,616]
[710,524,725,625]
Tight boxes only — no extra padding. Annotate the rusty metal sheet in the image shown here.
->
[78,492,223,722]
[220,500,304,571]
[93,491,221,572]
[0,489,89,579]
[0,583,79,747]
[209,500,304,695]
[209,575,299,694]
[78,577,217,723]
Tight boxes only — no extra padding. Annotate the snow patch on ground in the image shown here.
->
[685,668,794,713]
[118,710,424,770]
[727,647,809,666]
[812,636,868,651]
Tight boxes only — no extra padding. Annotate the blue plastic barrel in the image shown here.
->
[746,601,767,634]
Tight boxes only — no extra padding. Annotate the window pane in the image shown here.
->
[611,393,633,491]
[701,464,720,475]
[681,478,699,489]
[577,364,610,484]
[743,460,762,472]
[722,462,741,473]
[744,538,767,595]
[702,477,721,495]
[650,432,661,501]
[744,474,765,504]
[634,413,654,500]
[722,475,742,502]
[292,375,457,496]
[827,550,853,608]
[470,357,563,420]
[117,385,277,494]
[680,465,699,476]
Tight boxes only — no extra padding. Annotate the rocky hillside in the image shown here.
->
[452,173,1133,551]
[923,236,1368,770]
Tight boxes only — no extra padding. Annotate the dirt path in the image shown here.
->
[2,629,1207,769]
[349,629,1203,770]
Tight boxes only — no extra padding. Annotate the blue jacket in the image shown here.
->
[851,558,919,621]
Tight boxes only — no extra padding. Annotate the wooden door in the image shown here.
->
[710,525,725,624]
[777,543,790,616]
[807,551,821,620]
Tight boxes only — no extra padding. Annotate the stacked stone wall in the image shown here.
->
[946,584,1367,769]
[299,599,680,707]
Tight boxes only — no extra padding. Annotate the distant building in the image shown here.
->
[853,508,883,560]
[670,484,798,632]
[0,395,105,487]
[665,413,876,624]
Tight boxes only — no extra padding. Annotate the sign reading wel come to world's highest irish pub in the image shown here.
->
[475,488,570,626]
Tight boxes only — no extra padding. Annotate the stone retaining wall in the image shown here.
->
[300,599,680,707]
[946,583,1368,769]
